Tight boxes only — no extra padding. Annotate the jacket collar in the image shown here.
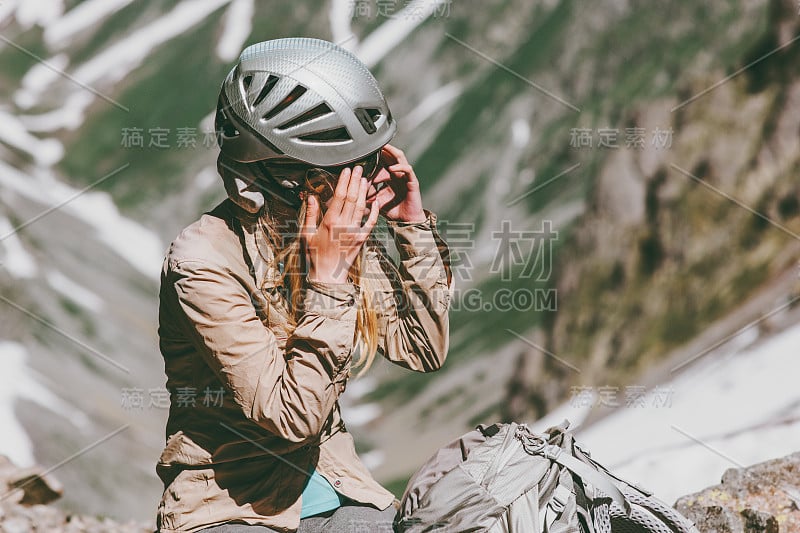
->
[220,199,272,287]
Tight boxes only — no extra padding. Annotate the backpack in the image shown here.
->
[395,420,699,533]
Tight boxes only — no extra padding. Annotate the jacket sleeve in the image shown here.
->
[170,259,357,442]
[365,210,454,372]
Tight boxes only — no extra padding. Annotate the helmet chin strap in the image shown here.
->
[217,153,265,213]
[252,160,305,209]
[217,153,303,214]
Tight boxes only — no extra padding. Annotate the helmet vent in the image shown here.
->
[355,108,382,134]
[262,85,307,122]
[276,103,333,131]
[242,74,253,91]
[216,104,240,138]
[252,75,280,108]
[298,127,352,143]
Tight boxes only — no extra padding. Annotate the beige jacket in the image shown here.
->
[155,198,452,532]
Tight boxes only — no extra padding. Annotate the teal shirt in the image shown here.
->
[300,467,343,518]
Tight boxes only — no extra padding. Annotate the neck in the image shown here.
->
[265,196,299,224]
[258,198,302,250]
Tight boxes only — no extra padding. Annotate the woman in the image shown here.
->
[155,38,452,532]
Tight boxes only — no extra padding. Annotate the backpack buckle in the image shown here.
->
[549,484,572,513]
[543,444,562,461]
[515,425,547,455]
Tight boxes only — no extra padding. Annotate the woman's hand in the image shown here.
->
[368,144,427,223]
[301,165,380,284]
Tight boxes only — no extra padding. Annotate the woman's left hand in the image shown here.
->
[368,144,427,223]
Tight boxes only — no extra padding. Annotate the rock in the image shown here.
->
[741,508,779,533]
[0,454,63,506]
[0,455,153,532]
[2,516,32,533]
[7,467,63,505]
[688,505,745,532]
[676,452,800,532]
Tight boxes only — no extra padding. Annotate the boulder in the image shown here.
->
[0,455,63,506]
[0,455,153,532]
[676,452,800,532]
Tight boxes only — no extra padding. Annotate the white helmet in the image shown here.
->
[215,38,397,167]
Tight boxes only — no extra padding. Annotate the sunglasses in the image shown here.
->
[260,150,383,204]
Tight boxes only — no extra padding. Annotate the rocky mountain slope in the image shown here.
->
[1,451,798,532]
[529,0,800,421]
[676,452,800,533]
[0,0,798,524]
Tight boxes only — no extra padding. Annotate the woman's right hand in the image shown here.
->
[301,165,380,284]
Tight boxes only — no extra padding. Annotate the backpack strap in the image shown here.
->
[573,473,597,533]
[575,443,654,497]
[543,481,574,532]
[540,444,631,516]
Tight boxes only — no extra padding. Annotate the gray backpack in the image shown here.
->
[396,420,699,533]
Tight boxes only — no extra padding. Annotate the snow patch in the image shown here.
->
[571,323,800,504]
[14,54,70,110]
[356,0,449,67]
[71,0,232,88]
[0,340,91,467]
[16,0,232,133]
[216,0,253,62]
[0,341,36,467]
[18,91,94,132]
[0,161,164,279]
[198,110,217,137]
[329,0,357,50]
[40,170,165,280]
[13,0,63,31]
[342,402,381,427]
[511,119,531,148]
[532,399,592,433]
[0,215,38,279]
[402,81,463,131]
[44,0,134,49]
[344,376,377,400]
[46,269,105,313]
[360,449,386,471]
[0,1,19,25]
[194,166,219,190]
[0,111,64,165]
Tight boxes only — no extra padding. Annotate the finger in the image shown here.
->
[383,144,408,165]
[372,186,395,213]
[364,182,381,208]
[373,161,391,177]
[341,165,363,221]
[387,163,413,176]
[355,173,368,219]
[387,162,417,179]
[380,145,399,166]
[301,195,319,240]
[361,194,380,235]
[327,167,351,215]
[378,192,403,214]
[387,163,420,189]
[370,173,392,185]
[378,146,391,164]
[380,145,394,160]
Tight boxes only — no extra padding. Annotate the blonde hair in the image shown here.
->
[257,195,380,378]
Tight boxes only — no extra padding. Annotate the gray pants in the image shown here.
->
[198,503,397,532]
